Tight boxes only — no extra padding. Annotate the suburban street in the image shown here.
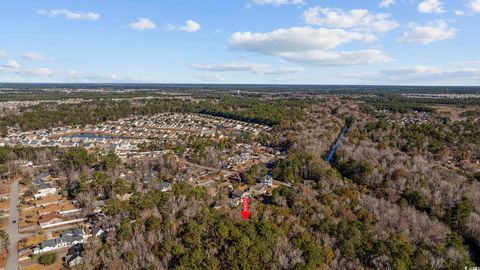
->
[6,180,19,270]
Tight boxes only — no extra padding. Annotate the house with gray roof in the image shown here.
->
[33,229,85,254]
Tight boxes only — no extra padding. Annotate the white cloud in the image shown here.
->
[259,67,305,75]
[399,20,456,44]
[1,60,55,77]
[192,62,267,72]
[64,71,166,83]
[2,60,21,70]
[379,0,395,8]
[0,50,7,57]
[66,70,119,81]
[191,62,304,75]
[0,65,162,82]
[197,74,225,82]
[166,20,201,32]
[467,0,480,12]
[38,9,100,20]
[23,52,47,61]
[454,10,465,16]
[228,26,389,66]
[230,27,375,53]
[417,0,445,14]
[276,49,392,65]
[344,64,480,84]
[303,7,399,32]
[27,68,55,76]
[249,0,305,6]
[129,18,156,31]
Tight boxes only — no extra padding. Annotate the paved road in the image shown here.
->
[6,180,19,270]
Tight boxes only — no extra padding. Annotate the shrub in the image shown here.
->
[38,252,57,265]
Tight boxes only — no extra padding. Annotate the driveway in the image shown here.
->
[6,180,19,270]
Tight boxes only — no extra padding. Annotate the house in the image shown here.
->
[249,184,267,196]
[231,189,249,199]
[60,228,84,238]
[159,182,172,192]
[37,204,61,216]
[32,173,50,186]
[38,211,63,227]
[65,252,84,267]
[33,230,84,254]
[33,175,57,199]
[260,175,273,187]
[67,243,83,255]
[228,189,250,207]
[91,226,105,239]
[63,243,84,267]
[33,182,57,199]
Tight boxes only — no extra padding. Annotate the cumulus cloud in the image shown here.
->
[399,20,456,44]
[1,60,55,77]
[166,20,201,32]
[303,7,399,32]
[23,52,47,62]
[0,64,162,82]
[467,0,480,12]
[191,62,304,75]
[230,27,375,53]
[417,0,445,14]
[2,60,21,70]
[379,0,395,8]
[129,18,156,31]
[249,0,305,6]
[228,26,389,66]
[38,9,100,20]
[0,50,7,57]
[343,64,480,84]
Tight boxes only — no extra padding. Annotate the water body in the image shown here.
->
[63,133,131,139]
[325,125,349,163]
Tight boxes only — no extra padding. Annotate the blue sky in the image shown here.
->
[0,0,479,85]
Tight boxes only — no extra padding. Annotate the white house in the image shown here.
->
[34,183,57,199]
[33,174,57,199]
[33,229,85,254]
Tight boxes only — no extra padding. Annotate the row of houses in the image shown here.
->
[1,113,271,150]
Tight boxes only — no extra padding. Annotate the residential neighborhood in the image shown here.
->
[0,111,283,269]
[0,113,270,157]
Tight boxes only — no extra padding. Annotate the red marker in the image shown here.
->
[241,197,250,220]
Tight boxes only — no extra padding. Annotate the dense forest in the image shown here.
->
[331,99,480,268]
